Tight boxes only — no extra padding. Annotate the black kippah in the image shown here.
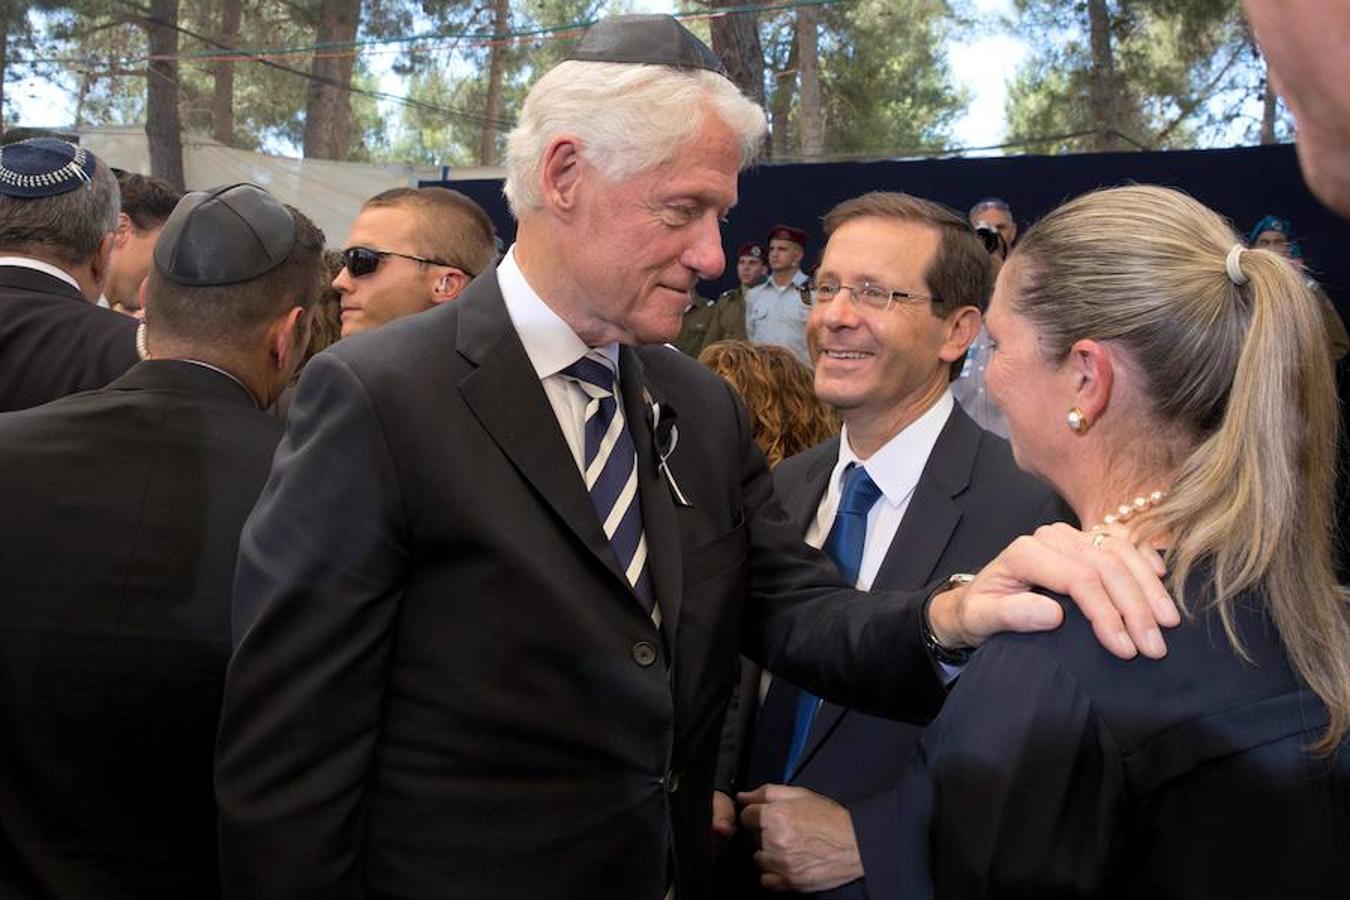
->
[0,138,96,198]
[154,183,296,287]
[564,14,727,76]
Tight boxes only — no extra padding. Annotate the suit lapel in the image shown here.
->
[871,405,979,589]
[792,409,981,781]
[783,440,845,782]
[455,272,634,595]
[782,440,837,534]
[619,347,682,641]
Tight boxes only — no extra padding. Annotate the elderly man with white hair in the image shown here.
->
[216,15,1176,899]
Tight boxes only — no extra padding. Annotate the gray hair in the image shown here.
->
[968,197,1011,220]
[503,61,767,217]
[0,154,120,265]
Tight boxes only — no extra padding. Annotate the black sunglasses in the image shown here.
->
[341,246,458,278]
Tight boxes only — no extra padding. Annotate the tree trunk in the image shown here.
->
[477,0,509,166]
[1086,0,1123,151]
[146,0,185,190]
[0,27,7,132]
[213,0,242,145]
[73,69,93,129]
[1260,55,1278,145]
[795,5,823,158]
[710,0,764,107]
[770,32,798,159]
[303,0,360,160]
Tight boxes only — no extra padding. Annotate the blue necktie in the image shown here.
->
[561,352,656,621]
[781,462,882,779]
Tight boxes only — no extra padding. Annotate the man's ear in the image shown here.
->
[430,270,469,305]
[115,211,133,247]
[540,136,584,216]
[270,306,307,372]
[938,306,982,365]
[135,277,150,319]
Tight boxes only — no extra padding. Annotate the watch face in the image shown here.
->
[925,575,976,666]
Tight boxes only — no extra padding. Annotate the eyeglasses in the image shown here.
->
[800,280,939,312]
[341,246,459,278]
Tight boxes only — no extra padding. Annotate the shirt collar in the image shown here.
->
[834,390,955,507]
[760,269,807,292]
[177,359,262,408]
[0,255,83,293]
[496,244,620,378]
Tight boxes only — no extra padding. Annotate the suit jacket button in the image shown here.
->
[631,640,658,667]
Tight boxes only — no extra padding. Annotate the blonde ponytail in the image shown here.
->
[1012,185,1350,751]
[1157,247,1350,752]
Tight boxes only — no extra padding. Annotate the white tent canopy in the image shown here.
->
[77,126,505,248]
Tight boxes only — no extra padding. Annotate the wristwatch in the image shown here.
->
[922,573,976,666]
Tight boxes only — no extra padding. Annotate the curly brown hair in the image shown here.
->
[299,249,344,367]
[699,340,840,468]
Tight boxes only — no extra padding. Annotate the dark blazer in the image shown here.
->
[0,361,282,898]
[724,407,1068,900]
[217,270,951,900]
[900,571,1350,898]
[0,265,138,412]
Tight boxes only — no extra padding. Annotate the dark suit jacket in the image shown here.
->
[0,361,282,898]
[0,265,138,413]
[723,407,1068,900]
[217,270,951,900]
[900,572,1350,898]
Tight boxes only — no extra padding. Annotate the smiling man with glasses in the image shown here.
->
[333,186,497,337]
[723,191,1067,898]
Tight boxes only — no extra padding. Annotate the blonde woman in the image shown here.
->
[900,185,1350,896]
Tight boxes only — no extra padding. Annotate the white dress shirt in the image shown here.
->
[0,255,83,294]
[804,391,955,591]
[497,245,623,475]
[759,392,958,704]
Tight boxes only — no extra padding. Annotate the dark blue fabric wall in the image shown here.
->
[437,143,1348,318]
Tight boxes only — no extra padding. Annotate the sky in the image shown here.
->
[6,0,1026,156]
[949,0,1027,149]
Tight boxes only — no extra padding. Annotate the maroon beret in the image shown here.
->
[766,225,808,247]
[737,241,765,261]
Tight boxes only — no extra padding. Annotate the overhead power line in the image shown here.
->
[23,0,842,68]
[94,0,516,131]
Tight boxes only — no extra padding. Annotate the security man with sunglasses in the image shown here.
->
[334,186,497,337]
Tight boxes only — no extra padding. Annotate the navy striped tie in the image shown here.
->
[561,352,657,623]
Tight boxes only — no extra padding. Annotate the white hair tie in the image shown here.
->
[1225,243,1248,286]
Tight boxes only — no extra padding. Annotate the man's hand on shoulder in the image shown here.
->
[737,784,863,893]
[928,522,1180,660]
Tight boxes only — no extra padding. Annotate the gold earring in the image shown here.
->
[1066,407,1087,433]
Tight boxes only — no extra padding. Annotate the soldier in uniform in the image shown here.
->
[674,240,763,355]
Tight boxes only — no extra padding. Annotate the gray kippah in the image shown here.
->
[0,138,96,198]
[564,14,727,76]
[154,183,296,286]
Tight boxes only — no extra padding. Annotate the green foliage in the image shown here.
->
[1005,0,1286,152]
[751,0,966,158]
[370,0,601,166]
[818,0,967,155]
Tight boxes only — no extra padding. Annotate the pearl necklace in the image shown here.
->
[1089,490,1167,548]
[1100,489,1167,527]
